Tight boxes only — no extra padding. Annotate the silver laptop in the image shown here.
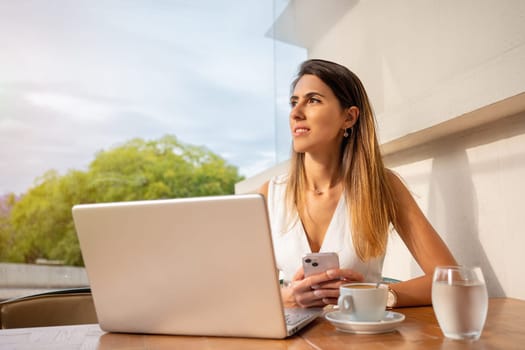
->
[72,194,321,339]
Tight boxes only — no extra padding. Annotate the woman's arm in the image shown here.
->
[386,171,457,307]
[257,181,269,199]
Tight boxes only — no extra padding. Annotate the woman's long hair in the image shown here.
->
[286,59,397,261]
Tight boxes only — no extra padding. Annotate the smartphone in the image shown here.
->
[302,252,340,277]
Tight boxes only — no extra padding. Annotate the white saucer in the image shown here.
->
[325,311,405,334]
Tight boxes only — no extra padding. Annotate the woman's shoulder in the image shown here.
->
[257,181,269,198]
[384,168,418,214]
[384,168,408,193]
[271,173,289,184]
[264,173,289,187]
[257,173,288,198]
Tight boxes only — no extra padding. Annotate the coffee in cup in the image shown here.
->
[337,283,388,322]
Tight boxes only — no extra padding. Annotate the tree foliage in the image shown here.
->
[0,135,244,266]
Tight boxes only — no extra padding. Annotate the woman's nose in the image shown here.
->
[290,104,305,121]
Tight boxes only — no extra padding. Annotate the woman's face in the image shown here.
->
[289,74,352,154]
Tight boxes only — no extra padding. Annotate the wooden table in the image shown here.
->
[1,298,524,349]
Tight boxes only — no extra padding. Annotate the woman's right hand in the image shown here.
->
[281,267,364,308]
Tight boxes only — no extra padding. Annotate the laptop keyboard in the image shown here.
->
[284,308,321,326]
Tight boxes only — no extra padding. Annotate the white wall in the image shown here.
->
[250,0,525,299]
[382,111,525,298]
[309,0,525,144]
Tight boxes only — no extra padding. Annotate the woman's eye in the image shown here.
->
[309,97,320,104]
[290,101,297,107]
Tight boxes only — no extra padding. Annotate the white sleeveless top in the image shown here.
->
[267,174,385,283]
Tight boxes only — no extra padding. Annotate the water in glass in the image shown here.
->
[432,266,488,340]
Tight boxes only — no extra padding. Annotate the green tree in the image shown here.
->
[7,170,89,265]
[0,135,244,266]
[0,193,18,261]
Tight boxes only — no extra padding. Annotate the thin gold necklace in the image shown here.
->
[313,188,324,195]
[312,180,341,195]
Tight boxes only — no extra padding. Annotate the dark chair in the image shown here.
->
[0,287,97,329]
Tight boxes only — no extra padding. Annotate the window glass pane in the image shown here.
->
[270,0,306,162]
[0,0,304,300]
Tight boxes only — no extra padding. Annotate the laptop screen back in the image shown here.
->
[72,194,288,338]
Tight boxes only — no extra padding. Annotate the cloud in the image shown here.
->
[0,118,30,133]
[0,1,305,195]
[25,92,114,123]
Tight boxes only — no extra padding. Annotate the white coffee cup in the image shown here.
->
[337,283,388,322]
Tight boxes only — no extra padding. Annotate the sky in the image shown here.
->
[0,0,304,195]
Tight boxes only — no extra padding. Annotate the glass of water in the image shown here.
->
[432,266,488,340]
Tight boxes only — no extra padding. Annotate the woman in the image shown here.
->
[258,59,456,308]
